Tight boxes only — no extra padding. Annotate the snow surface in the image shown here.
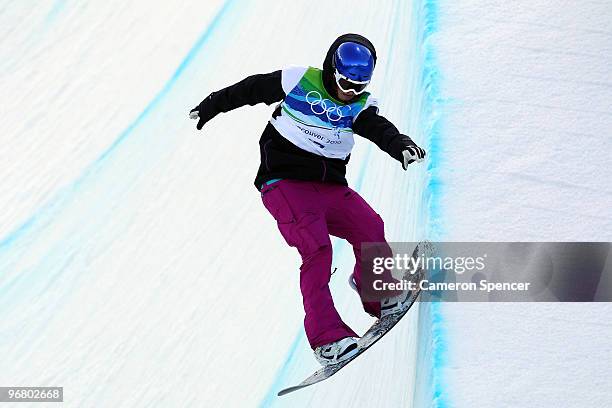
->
[432,0,612,406]
[1,1,433,407]
[2,0,611,407]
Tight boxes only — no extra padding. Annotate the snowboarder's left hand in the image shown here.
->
[402,145,426,169]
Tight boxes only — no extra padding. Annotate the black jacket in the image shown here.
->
[194,33,417,190]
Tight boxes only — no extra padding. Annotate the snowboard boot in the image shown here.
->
[380,288,412,318]
[350,273,413,319]
[314,337,359,366]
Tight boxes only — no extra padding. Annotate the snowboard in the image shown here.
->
[277,241,432,397]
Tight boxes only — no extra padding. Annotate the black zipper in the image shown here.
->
[321,159,327,182]
[263,139,272,171]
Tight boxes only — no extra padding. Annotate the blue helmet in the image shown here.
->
[333,41,375,82]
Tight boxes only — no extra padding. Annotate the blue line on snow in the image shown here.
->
[420,0,448,406]
[45,0,67,23]
[0,0,236,254]
[258,327,305,407]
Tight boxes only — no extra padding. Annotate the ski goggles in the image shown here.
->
[334,70,370,95]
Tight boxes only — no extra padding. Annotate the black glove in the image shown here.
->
[189,92,218,130]
[401,145,426,169]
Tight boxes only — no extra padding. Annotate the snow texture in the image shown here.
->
[1,0,610,407]
[1,1,431,407]
[432,1,612,406]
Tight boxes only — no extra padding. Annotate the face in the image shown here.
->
[335,83,357,102]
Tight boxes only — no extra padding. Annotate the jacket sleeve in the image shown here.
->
[195,70,285,123]
[352,106,417,163]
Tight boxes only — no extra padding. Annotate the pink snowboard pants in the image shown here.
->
[261,179,393,349]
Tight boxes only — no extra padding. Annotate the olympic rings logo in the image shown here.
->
[305,91,350,122]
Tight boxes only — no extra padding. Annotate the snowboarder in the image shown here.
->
[190,33,426,366]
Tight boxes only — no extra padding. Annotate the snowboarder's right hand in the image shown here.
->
[189,107,208,130]
[189,92,218,130]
